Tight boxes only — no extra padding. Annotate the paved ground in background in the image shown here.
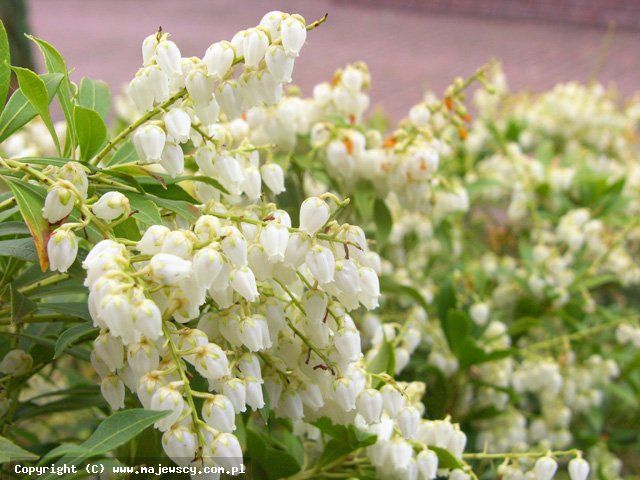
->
[28,0,640,121]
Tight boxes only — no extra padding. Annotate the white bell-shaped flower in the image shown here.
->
[101,375,125,410]
[334,327,362,363]
[185,67,216,105]
[192,343,229,380]
[356,388,383,424]
[332,377,359,412]
[534,456,558,480]
[137,372,164,409]
[161,230,194,259]
[129,75,155,112]
[47,229,78,273]
[141,33,158,66]
[149,253,192,285]
[127,339,160,378]
[203,41,235,80]
[150,382,186,431]
[416,449,438,480]
[194,215,222,243]
[92,191,130,221]
[132,298,163,340]
[237,315,270,351]
[302,289,328,324]
[0,349,32,376]
[381,384,406,418]
[358,266,380,310]
[42,186,75,223]
[265,45,294,83]
[210,433,243,473]
[229,267,258,302]
[243,166,262,201]
[94,330,125,372]
[137,225,170,255]
[133,124,166,164]
[260,223,289,263]
[334,259,361,295]
[162,425,197,468]
[568,458,590,480]
[284,232,311,268]
[163,108,191,144]
[260,11,286,41]
[299,197,330,235]
[222,378,247,414]
[277,392,304,420]
[243,28,270,68]
[218,81,243,120]
[281,15,307,58]
[193,247,227,289]
[397,406,421,439]
[160,142,184,178]
[470,302,490,326]
[245,377,265,410]
[299,383,324,411]
[305,245,335,284]
[155,39,182,77]
[99,294,138,345]
[261,163,285,194]
[203,395,236,432]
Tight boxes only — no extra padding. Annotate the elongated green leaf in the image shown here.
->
[0,72,63,142]
[74,105,107,161]
[151,195,199,221]
[3,331,89,361]
[128,192,163,226]
[174,175,230,195]
[41,303,91,321]
[4,177,51,271]
[0,19,10,108]
[11,66,60,154]
[429,446,465,469]
[10,284,37,322]
[354,179,376,220]
[367,328,395,378]
[78,77,110,120]
[373,198,392,247]
[27,35,76,156]
[16,390,105,420]
[379,276,430,311]
[0,238,39,263]
[0,221,30,236]
[0,435,38,463]
[105,139,138,166]
[39,409,169,480]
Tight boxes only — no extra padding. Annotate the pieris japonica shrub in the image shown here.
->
[0,10,636,480]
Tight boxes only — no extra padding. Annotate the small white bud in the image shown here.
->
[261,163,285,194]
[203,395,236,432]
[42,186,75,223]
[568,458,590,480]
[92,191,130,221]
[299,197,330,236]
[203,41,235,80]
[281,15,307,58]
[101,374,125,410]
[47,228,78,272]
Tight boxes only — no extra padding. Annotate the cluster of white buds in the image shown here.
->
[127,11,308,179]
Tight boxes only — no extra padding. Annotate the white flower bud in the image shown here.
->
[261,163,285,194]
[387,438,413,471]
[185,68,216,105]
[164,108,191,143]
[397,406,421,439]
[230,267,258,302]
[243,28,269,68]
[129,75,155,112]
[94,330,124,372]
[142,33,158,66]
[299,197,330,236]
[332,377,359,412]
[191,343,229,380]
[210,433,243,473]
[260,223,289,263]
[281,15,307,58]
[417,449,439,480]
[193,247,227,289]
[568,458,590,480]
[42,186,75,223]
[150,382,185,431]
[243,166,262,201]
[245,377,265,410]
[133,124,166,163]
[59,161,89,200]
[305,245,335,284]
[99,294,138,345]
[470,302,490,326]
[144,65,170,103]
[203,395,236,432]
[0,349,32,376]
[92,191,130,221]
[160,142,185,178]
[357,388,383,424]
[149,253,192,285]
[218,81,242,120]
[194,215,222,243]
[284,232,311,268]
[132,299,163,340]
[237,315,270,351]
[334,259,361,294]
[162,425,197,467]
[381,384,406,418]
[194,95,221,126]
[222,378,247,414]
[101,375,125,410]
[260,11,286,40]
[127,339,160,377]
[299,383,324,411]
[358,267,380,310]
[155,40,182,77]
[277,392,303,420]
[302,289,328,324]
[47,228,78,273]
[265,45,294,83]
[203,41,235,80]
[334,328,362,363]
[137,225,170,255]
[534,456,558,480]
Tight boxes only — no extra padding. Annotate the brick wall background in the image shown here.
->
[332,0,640,29]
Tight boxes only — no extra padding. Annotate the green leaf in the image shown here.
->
[11,66,61,154]
[379,276,430,311]
[10,284,37,322]
[313,418,377,467]
[16,388,105,421]
[41,303,91,322]
[173,175,230,195]
[77,77,111,120]
[0,435,38,463]
[4,177,51,271]
[0,19,10,108]
[246,429,302,480]
[104,139,138,166]
[151,195,199,221]
[0,221,30,237]
[128,192,163,226]
[27,35,77,156]
[2,331,89,361]
[373,198,392,247]
[429,446,465,469]
[0,238,39,263]
[74,105,107,161]
[113,216,141,241]
[367,328,395,380]
[436,279,457,324]
[0,72,63,142]
[39,410,169,480]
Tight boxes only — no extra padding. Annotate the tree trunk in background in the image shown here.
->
[0,0,34,93]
